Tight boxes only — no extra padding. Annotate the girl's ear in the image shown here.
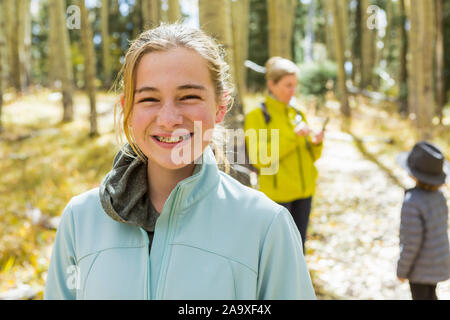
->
[215,93,229,124]
[267,80,275,93]
[215,104,227,124]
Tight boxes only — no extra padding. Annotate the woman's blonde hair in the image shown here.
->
[265,56,299,84]
[113,23,234,162]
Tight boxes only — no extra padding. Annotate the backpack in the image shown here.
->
[230,102,271,187]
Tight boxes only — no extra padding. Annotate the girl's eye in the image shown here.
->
[138,97,159,103]
[181,95,201,101]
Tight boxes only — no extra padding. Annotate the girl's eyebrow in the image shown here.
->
[135,86,158,94]
[177,84,206,91]
[134,84,206,94]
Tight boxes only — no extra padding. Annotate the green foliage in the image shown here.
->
[298,60,337,98]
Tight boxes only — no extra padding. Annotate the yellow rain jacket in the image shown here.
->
[244,95,323,203]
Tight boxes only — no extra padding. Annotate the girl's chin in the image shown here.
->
[146,152,198,171]
[140,142,208,170]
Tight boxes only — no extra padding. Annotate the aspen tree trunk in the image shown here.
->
[6,1,22,92]
[0,0,5,132]
[151,0,161,28]
[341,0,350,61]
[132,0,142,37]
[418,0,435,138]
[48,1,58,89]
[4,0,14,89]
[231,0,249,115]
[384,0,394,66]
[49,0,75,122]
[398,0,408,115]
[199,0,233,51]
[101,0,112,89]
[323,0,335,61]
[199,0,239,120]
[331,0,350,117]
[407,0,418,118]
[1,0,9,93]
[267,0,297,59]
[141,0,150,29]
[57,0,75,122]
[360,0,375,89]
[199,0,234,87]
[142,0,161,29]
[167,0,182,23]
[304,0,315,62]
[79,0,98,136]
[18,0,32,89]
[414,0,426,133]
[435,0,445,120]
[352,0,362,84]
[408,0,435,139]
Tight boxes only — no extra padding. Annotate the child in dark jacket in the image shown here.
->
[396,141,450,300]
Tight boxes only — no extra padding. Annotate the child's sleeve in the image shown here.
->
[396,201,423,279]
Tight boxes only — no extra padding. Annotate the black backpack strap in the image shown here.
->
[260,102,271,124]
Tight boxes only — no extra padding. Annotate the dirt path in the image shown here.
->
[306,133,450,300]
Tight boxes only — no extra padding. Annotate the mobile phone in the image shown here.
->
[322,117,330,131]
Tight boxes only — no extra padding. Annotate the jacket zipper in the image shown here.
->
[147,241,151,299]
[155,185,182,299]
[140,228,151,300]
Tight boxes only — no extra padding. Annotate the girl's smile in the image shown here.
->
[151,132,193,148]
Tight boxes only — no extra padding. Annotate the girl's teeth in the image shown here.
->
[156,133,191,143]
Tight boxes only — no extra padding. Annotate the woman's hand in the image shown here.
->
[311,130,324,145]
[294,122,311,137]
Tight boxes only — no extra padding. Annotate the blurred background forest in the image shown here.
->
[0,0,449,299]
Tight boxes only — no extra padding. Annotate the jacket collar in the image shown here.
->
[265,94,289,114]
[170,145,220,211]
[265,95,303,126]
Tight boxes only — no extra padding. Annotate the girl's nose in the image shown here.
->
[156,100,183,128]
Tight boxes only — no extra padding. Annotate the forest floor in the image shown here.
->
[308,132,450,300]
[303,96,450,300]
[0,89,449,299]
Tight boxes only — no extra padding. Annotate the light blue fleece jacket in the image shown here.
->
[44,146,316,300]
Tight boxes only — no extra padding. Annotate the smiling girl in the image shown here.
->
[44,24,315,300]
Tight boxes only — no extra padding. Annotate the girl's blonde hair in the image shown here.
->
[113,23,234,162]
[265,56,299,84]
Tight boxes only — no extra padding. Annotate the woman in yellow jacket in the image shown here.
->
[244,57,324,251]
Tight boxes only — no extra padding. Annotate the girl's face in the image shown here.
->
[268,74,298,104]
[130,47,227,170]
